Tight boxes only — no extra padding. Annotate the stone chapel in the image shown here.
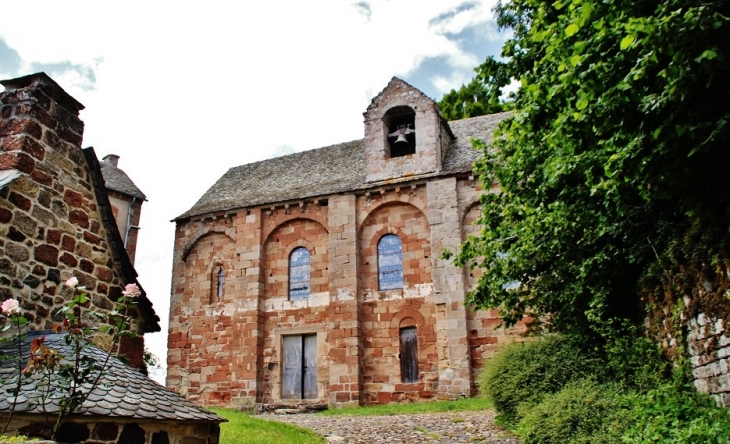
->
[167,78,526,408]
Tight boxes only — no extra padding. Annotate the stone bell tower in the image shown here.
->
[362,77,454,183]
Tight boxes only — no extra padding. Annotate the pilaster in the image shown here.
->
[427,177,471,398]
[327,194,362,405]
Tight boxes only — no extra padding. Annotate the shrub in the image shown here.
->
[624,380,730,443]
[604,333,668,392]
[478,335,607,427]
[516,380,633,444]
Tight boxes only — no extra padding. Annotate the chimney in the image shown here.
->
[103,154,120,167]
[0,72,85,173]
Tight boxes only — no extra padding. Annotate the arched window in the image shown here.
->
[216,266,224,300]
[384,106,416,158]
[211,265,224,303]
[289,247,311,300]
[378,234,403,290]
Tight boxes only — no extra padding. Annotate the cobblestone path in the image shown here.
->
[264,411,519,443]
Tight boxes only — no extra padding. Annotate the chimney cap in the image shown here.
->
[1,72,85,113]
[103,154,120,168]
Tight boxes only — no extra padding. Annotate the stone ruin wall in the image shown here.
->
[0,75,145,366]
[688,313,730,408]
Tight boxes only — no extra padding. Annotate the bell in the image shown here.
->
[394,134,409,146]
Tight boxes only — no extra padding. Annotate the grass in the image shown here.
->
[209,408,324,444]
[318,396,492,416]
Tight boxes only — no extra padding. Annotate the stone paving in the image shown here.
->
[264,411,519,443]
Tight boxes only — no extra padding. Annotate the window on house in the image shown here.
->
[289,247,311,300]
[378,234,403,290]
[399,327,418,383]
[384,106,416,158]
[282,334,318,399]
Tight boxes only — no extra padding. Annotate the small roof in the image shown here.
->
[84,148,160,333]
[0,333,225,422]
[176,112,510,220]
[99,160,147,200]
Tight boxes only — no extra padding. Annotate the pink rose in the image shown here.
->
[65,277,79,288]
[122,283,141,298]
[1,299,20,316]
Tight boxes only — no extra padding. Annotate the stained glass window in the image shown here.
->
[289,247,311,300]
[378,234,403,290]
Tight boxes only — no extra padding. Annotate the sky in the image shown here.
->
[0,0,507,384]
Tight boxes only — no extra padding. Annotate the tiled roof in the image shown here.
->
[0,333,224,422]
[100,161,147,200]
[176,112,510,220]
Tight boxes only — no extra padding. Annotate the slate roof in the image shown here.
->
[0,333,224,422]
[84,148,160,333]
[176,112,510,220]
[99,160,147,200]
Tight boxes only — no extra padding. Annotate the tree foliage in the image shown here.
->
[438,57,512,121]
[453,0,730,336]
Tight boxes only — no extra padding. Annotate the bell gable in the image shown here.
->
[363,77,454,183]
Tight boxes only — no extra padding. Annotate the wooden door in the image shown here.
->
[282,335,318,399]
[400,327,419,383]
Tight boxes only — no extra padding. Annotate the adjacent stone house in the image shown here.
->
[167,78,527,408]
[0,72,160,367]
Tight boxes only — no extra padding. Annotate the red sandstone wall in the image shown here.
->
[361,298,438,404]
[263,218,329,297]
[168,218,239,404]
[357,191,437,403]
[167,171,528,407]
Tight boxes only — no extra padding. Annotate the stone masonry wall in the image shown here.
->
[363,78,450,183]
[688,314,730,407]
[167,214,242,405]
[0,74,146,361]
[356,188,437,404]
[361,297,438,404]
[358,199,432,292]
[263,218,329,298]
[3,414,219,444]
[168,178,531,407]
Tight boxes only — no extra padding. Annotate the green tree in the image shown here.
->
[452,0,730,336]
[438,57,512,121]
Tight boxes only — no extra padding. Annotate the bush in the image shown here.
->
[478,335,607,427]
[625,381,730,444]
[604,333,668,392]
[516,380,633,444]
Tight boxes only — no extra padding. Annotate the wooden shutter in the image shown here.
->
[400,327,419,383]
